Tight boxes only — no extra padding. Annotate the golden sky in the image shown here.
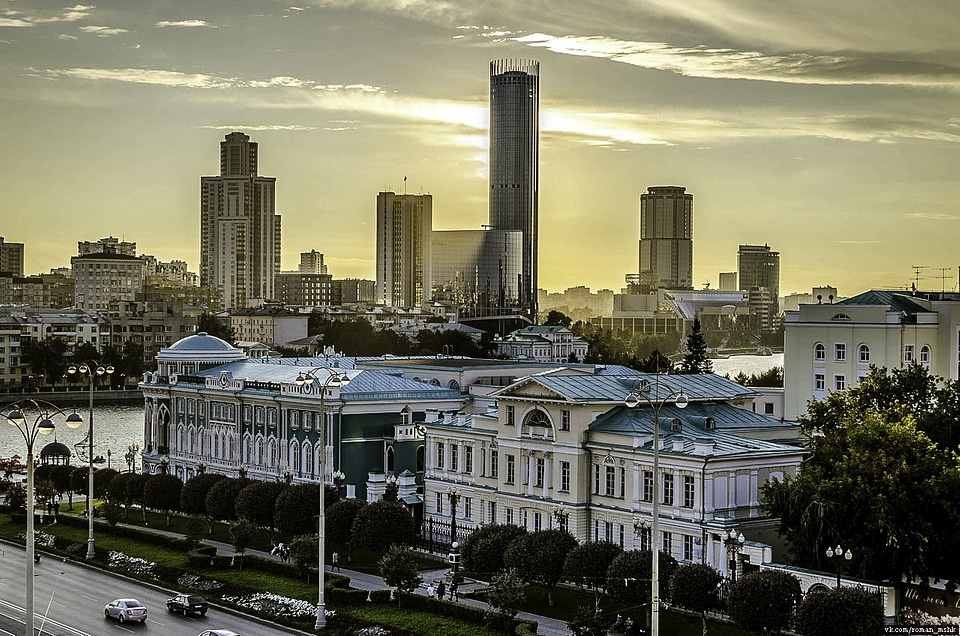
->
[4,0,960,296]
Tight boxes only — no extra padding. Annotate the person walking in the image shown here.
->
[426,582,436,598]
[450,580,459,601]
[331,551,340,572]
[436,580,446,601]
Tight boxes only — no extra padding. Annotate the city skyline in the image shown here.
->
[4,1,960,296]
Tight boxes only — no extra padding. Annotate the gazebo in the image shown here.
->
[39,441,72,466]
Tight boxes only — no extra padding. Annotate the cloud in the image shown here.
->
[44,68,237,89]
[907,212,960,221]
[79,25,130,37]
[0,4,94,27]
[58,33,78,40]
[202,124,318,131]
[513,32,960,91]
[155,20,216,28]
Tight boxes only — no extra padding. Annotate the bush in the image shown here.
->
[669,563,722,612]
[796,586,884,636]
[728,569,801,633]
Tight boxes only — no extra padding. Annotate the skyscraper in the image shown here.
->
[638,186,693,290]
[375,191,433,308]
[738,243,780,332]
[200,132,281,309]
[0,237,24,277]
[489,59,539,319]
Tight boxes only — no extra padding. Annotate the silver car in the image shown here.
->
[104,598,148,623]
[197,630,240,636]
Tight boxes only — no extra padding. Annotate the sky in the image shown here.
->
[4,0,960,297]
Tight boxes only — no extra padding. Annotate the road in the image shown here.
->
[0,543,308,636]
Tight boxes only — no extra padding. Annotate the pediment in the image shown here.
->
[499,379,566,401]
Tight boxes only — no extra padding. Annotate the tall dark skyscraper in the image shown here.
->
[638,186,693,290]
[489,59,539,320]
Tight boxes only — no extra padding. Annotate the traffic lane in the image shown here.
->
[0,543,308,636]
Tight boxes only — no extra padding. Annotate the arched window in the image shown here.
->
[416,445,425,473]
[814,343,826,361]
[303,442,313,476]
[290,441,300,473]
[858,344,870,363]
[920,345,932,366]
[448,379,461,392]
[523,409,551,428]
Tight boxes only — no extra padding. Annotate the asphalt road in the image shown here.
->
[0,543,308,636]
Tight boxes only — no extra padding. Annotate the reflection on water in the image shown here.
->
[0,403,144,470]
[709,353,784,379]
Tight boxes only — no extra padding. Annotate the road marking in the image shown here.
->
[0,599,91,636]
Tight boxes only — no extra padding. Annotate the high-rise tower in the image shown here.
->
[200,132,281,309]
[738,243,780,332]
[638,186,693,290]
[376,191,433,308]
[489,59,539,319]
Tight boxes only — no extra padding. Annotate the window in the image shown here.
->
[435,493,443,514]
[683,475,695,508]
[533,512,542,531]
[764,402,775,415]
[835,343,846,361]
[815,373,825,391]
[683,535,695,561]
[619,467,625,498]
[535,457,545,488]
[560,409,571,431]
[506,507,514,524]
[834,374,846,391]
[904,345,915,363]
[643,470,654,502]
[506,454,515,484]
[489,501,497,524]
[638,527,651,551]
[436,442,445,469]
[920,345,931,365]
[465,446,473,474]
[604,465,616,496]
[859,344,870,363]
[463,497,472,519]
[506,405,515,426]
[605,521,614,543]
[451,444,459,472]
[662,531,673,556]
[662,472,674,506]
[490,449,499,478]
[814,343,825,360]
[594,464,601,494]
[560,461,570,492]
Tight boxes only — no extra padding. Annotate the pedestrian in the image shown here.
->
[436,580,445,601]
[450,580,459,601]
[281,545,290,563]
[331,551,340,572]
[270,541,279,556]
[426,582,436,598]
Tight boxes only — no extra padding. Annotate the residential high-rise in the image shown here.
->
[375,192,432,308]
[638,186,693,290]
[738,244,780,332]
[489,59,539,319]
[0,237,24,277]
[200,132,281,309]
[299,250,327,274]
[431,229,522,311]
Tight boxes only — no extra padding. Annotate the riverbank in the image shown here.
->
[0,387,143,407]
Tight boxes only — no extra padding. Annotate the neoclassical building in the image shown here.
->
[423,368,805,578]
[140,333,466,501]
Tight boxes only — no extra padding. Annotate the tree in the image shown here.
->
[503,529,578,606]
[142,473,183,526]
[108,472,135,518]
[70,466,89,512]
[326,499,366,545]
[274,483,321,536]
[461,524,528,575]
[678,318,712,374]
[379,545,423,606]
[6,482,26,511]
[20,337,69,385]
[205,476,249,523]
[606,549,679,604]
[669,563,721,613]
[185,514,207,547]
[289,534,319,582]
[351,501,416,551]
[197,313,236,344]
[229,518,258,570]
[727,569,801,634]
[179,473,226,533]
[487,568,527,621]
[562,541,623,600]
[49,464,74,507]
[544,310,572,328]
[235,480,286,537]
[93,467,118,500]
[796,586,884,636]
[126,473,148,522]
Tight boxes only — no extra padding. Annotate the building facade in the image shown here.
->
[71,252,146,311]
[0,237,24,277]
[229,306,308,346]
[638,186,693,290]
[431,229,522,313]
[375,191,433,308]
[489,60,540,320]
[276,272,338,308]
[738,244,780,332]
[200,132,281,310]
[494,325,588,363]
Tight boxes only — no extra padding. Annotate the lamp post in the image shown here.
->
[6,399,82,636]
[632,516,651,550]
[624,374,688,636]
[332,470,345,497]
[553,504,569,532]
[447,486,462,547]
[385,473,398,502]
[826,544,852,589]
[125,443,140,473]
[721,528,745,582]
[293,367,351,630]
[67,361,113,559]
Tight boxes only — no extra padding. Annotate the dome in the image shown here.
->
[39,441,72,464]
[167,332,235,353]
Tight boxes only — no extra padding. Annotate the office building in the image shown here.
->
[638,186,693,290]
[71,251,146,311]
[431,229,522,312]
[738,244,780,332]
[489,60,540,319]
[200,132,281,310]
[0,237,24,277]
[299,250,327,274]
[375,192,432,308]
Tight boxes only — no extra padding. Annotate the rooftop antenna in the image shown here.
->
[912,265,928,290]
[403,175,407,195]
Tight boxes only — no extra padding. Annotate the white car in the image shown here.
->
[104,598,148,623]
[197,630,240,636]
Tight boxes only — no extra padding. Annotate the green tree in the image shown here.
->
[6,482,26,511]
[93,467,118,500]
[274,482,322,536]
[461,524,528,575]
[544,310,572,328]
[21,337,69,385]
[289,534,319,582]
[562,541,623,601]
[351,501,416,551]
[669,562,722,633]
[678,318,712,374]
[326,499,366,545]
[235,480,286,537]
[229,518,258,570]
[205,476,249,522]
[70,466,89,512]
[49,464,74,507]
[727,569,801,634]
[486,568,527,621]
[142,473,183,526]
[197,313,236,344]
[179,472,226,533]
[379,545,423,606]
[605,549,679,604]
[108,472,135,518]
[503,529,578,606]
[796,586,884,636]
[184,514,206,547]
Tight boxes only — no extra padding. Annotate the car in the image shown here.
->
[197,630,240,636]
[104,598,147,623]
[167,593,209,615]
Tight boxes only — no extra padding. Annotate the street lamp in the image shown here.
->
[5,399,81,636]
[553,504,569,532]
[632,516,651,550]
[67,361,113,559]
[624,374,688,636]
[332,470,345,497]
[826,544,853,589]
[721,529,746,582]
[293,367,351,630]
[447,486,462,547]
[385,473,398,502]
[125,443,140,473]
